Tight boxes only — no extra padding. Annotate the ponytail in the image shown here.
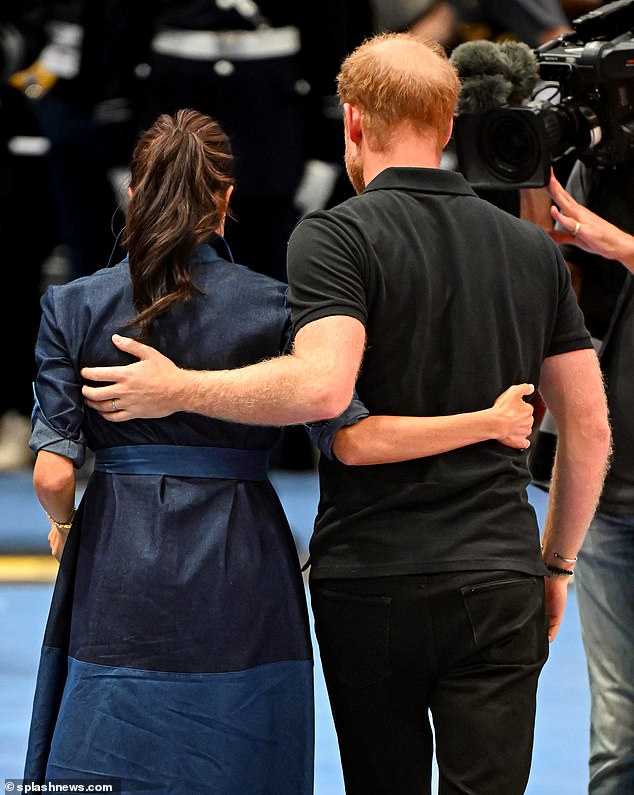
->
[122,109,234,341]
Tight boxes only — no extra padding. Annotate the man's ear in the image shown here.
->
[443,116,454,148]
[343,103,363,145]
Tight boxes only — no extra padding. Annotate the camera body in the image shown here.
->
[453,0,634,189]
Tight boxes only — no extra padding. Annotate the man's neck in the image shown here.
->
[363,140,442,186]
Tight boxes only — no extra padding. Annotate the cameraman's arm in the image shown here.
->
[520,186,554,231]
[521,184,585,296]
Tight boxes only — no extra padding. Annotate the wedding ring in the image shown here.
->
[572,221,581,236]
[111,399,118,412]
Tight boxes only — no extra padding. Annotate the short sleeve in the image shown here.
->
[545,244,593,358]
[29,287,86,467]
[305,395,370,460]
[287,212,369,333]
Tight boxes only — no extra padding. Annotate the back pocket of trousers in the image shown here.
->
[312,588,391,689]
[460,576,548,665]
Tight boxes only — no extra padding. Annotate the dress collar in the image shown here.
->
[121,235,232,266]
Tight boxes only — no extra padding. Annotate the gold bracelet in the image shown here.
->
[46,509,76,530]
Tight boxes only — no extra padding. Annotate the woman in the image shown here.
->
[24,109,534,793]
[24,109,312,794]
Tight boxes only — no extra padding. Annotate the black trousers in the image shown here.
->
[310,570,549,795]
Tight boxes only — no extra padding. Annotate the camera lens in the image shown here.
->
[477,110,541,183]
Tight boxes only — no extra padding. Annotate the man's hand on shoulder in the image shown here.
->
[81,335,182,421]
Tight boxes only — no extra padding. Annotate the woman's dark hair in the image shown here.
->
[122,109,234,340]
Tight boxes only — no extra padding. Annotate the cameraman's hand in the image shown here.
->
[548,172,634,273]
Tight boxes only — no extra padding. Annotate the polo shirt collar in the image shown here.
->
[363,166,477,197]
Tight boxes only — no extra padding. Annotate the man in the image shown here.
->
[81,33,611,795]
[547,168,634,795]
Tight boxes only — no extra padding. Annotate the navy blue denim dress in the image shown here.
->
[23,242,314,794]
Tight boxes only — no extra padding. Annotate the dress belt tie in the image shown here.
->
[94,445,269,480]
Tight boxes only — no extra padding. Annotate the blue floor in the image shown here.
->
[0,470,590,792]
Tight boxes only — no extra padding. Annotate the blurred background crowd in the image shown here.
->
[0,0,606,472]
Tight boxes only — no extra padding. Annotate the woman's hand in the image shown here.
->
[490,383,535,449]
[47,524,69,562]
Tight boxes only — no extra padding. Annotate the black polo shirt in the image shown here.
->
[287,167,592,579]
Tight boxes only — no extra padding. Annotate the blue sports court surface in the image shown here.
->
[1,469,589,793]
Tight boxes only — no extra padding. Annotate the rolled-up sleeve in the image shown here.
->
[306,396,369,460]
[29,287,86,467]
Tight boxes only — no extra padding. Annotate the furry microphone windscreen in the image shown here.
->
[450,39,540,114]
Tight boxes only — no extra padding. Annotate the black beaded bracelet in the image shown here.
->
[545,564,574,577]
